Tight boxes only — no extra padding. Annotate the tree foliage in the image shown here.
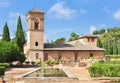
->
[68,32,79,42]
[93,29,105,35]
[0,41,26,63]
[2,22,10,42]
[97,27,120,55]
[15,16,25,51]
[52,37,66,44]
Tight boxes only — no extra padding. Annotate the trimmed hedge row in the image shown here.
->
[0,63,11,68]
[89,60,120,77]
[0,63,10,75]
[0,66,5,75]
[109,55,120,59]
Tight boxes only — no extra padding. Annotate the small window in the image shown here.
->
[35,42,38,46]
[36,53,39,59]
[35,22,38,29]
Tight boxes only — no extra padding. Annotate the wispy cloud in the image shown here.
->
[80,9,87,14]
[0,0,10,8]
[89,24,106,33]
[8,12,26,26]
[90,25,96,34]
[47,1,77,20]
[113,9,120,20]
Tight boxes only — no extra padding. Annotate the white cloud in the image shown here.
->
[113,9,120,20]
[90,26,96,33]
[0,0,10,8]
[47,1,77,20]
[80,9,87,14]
[99,24,106,28]
[8,12,26,26]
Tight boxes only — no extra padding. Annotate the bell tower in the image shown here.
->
[26,9,44,61]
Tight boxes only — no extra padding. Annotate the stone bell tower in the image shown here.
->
[25,9,44,61]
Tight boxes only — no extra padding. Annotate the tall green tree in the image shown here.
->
[15,16,25,51]
[98,27,120,55]
[2,22,10,42]
[97,38,102,48]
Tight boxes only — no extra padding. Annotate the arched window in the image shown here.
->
[35,22,38,29]
[34,19,39,29]
[35,42,38,46]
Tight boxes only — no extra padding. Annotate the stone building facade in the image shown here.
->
[24,9,105,62]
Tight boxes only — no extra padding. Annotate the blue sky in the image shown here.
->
[0,0,120,42]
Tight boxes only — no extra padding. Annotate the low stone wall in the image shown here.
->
[13,77,79,83]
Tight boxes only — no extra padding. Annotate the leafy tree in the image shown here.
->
[0,41,26,63]
[52,37,66,44]
[98,27,120,55]
[15,16,25,51]
[93,30,98,35]
[2,22,10,42]
[93,29,105,35]
[97,38,102,48]
[99,29,105,34]
[68,32,79,42]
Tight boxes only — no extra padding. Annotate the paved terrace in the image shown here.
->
[0,66,111,83]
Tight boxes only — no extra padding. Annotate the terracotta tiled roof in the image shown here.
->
[79,34,98,39]
[28,9,44,13]
[44,40,105,51]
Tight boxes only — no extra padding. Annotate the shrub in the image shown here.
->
[54,61,59,65]
[109,55,120,59]
[31,61,35,65]
[0,63,11,68]
[25,61,30,65]
[36,61,41,66]
[89,60,120,77]
[0,66,5,75]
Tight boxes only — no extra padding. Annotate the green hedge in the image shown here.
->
[109,55,120,59]
[0,63,11,68]
[0,66,5,75]
[89,60,120,77]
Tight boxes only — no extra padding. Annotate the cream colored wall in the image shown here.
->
[79,37,97,46]
[27,50,44,62]
[28,31,44,50]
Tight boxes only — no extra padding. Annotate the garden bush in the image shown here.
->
[0,66,5,75]
[25,61,30,65]
[89,60,120,77]
[0,63,11,68]
[31,61,35,65]
[109,55,120,59]
[36,61,41,66]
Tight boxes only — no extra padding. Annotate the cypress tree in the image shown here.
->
[15,16,25,51]
[97,38,102,48]
[2,22,10,42]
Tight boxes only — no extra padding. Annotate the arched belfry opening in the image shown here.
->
[34,19,39,29]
